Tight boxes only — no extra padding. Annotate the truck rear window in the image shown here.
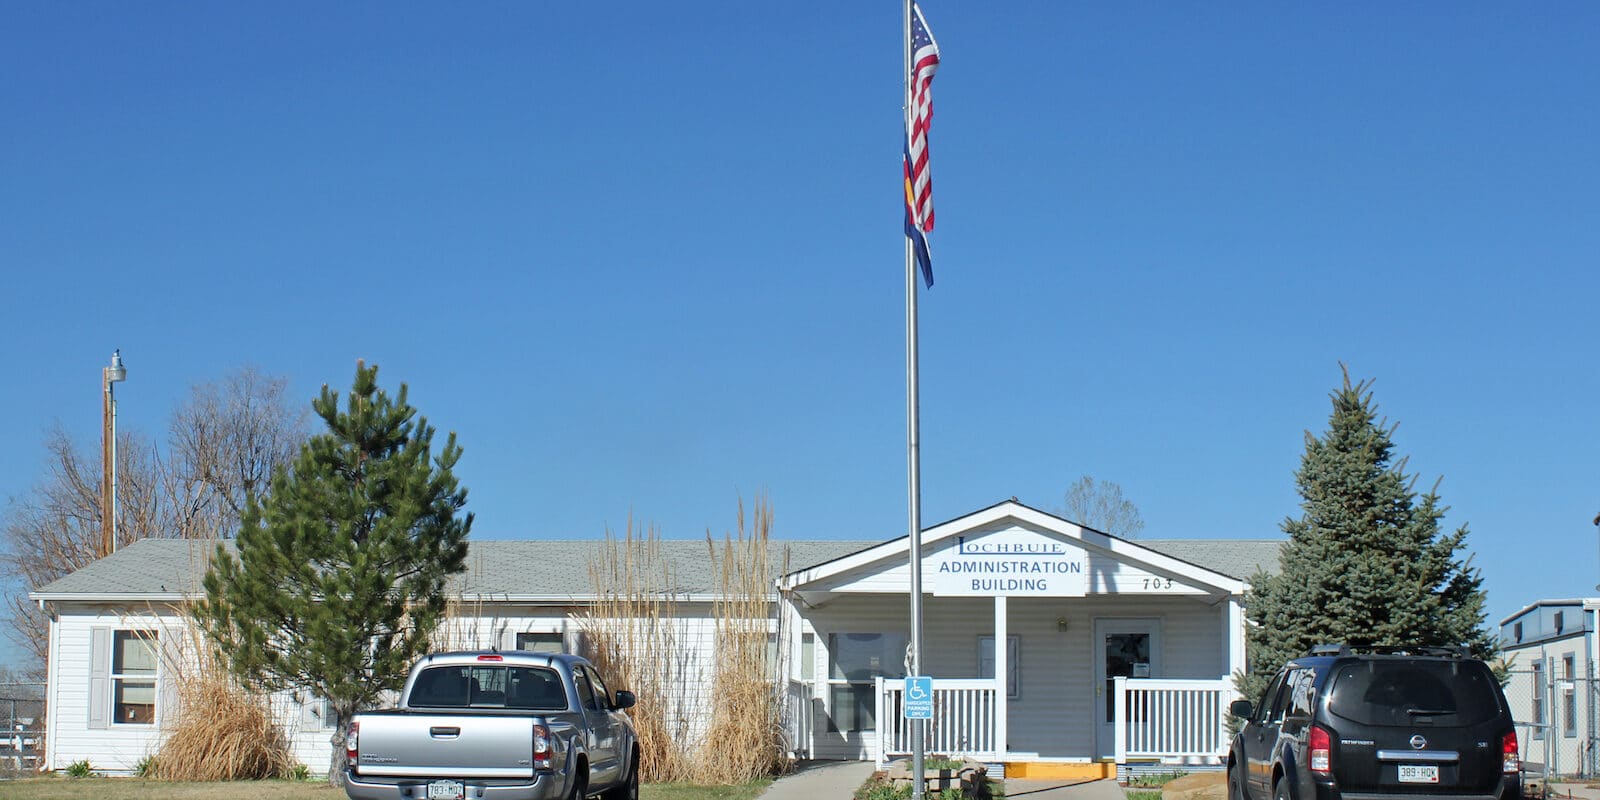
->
[409,666,567,711]
[1326,660,1502,727]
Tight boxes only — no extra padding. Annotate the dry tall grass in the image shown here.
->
[696,496,787,784]
[581,517,699,783]
[153,611,296,780]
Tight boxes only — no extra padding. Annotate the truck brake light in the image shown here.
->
[1503,731,1519,773]
[347,720,360,771]
[532,723,553,771]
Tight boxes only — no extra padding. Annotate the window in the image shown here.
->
[1533,660,1546,725]
[112,631,157,725]
[584,667,612,711]
[1564,654,1578,738]
[1556,611,1566,634]
[1514,622,1523,643]
[826,633,907,733]
[408,665,566,711]
[800,633,815,681]
[1287,668,1318,720]
[977,635,1020,699]
[516,632,566,653]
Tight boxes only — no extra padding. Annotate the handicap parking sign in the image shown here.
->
[904,676,933,719]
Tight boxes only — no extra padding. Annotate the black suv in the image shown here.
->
[1227,645,1520,800]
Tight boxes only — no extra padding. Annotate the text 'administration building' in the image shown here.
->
[31,499,1281,778]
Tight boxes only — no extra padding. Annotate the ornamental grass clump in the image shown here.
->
[154,619,296,781]
[695,496,788,784]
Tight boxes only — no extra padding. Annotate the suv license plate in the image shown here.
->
[1398,765,1439,784]
[427,780,465,800]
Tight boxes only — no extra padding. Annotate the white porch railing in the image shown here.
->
[782,679,814,759]
[874,678,1000,768]
[1113,676,1233,763]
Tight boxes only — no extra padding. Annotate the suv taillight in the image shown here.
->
[1309,724,1332,775]
[532,723,552,771]
[1503,731,1519,774]
[347,720,359,771]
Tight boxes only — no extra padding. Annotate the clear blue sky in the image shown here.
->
[3,2,1597,660]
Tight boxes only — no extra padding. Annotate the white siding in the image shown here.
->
[50,604,187,773]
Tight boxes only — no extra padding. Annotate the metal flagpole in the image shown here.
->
[903,0,926,798]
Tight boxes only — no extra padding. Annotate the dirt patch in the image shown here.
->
[1162,772,1226,800]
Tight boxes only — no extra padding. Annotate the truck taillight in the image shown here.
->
[532,723,552,771]
[347,720,360,770]
[1309,724,1332,776]
[1503,731,1520,773]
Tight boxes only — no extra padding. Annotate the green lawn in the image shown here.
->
[0,778,772,800]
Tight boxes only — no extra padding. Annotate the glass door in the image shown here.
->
[1093,619,1160,759]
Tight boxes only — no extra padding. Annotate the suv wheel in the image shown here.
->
[1229,766,1247,800]
[1273,778,1290,800]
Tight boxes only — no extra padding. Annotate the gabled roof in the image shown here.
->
[29,537,882,603]
[778,499,1282,602]
[31,503,1284,604]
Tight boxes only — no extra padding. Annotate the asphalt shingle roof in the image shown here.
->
[33,535,1284,599]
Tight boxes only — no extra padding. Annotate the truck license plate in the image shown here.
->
[1398,765,1439,784]
[427,780,465,800]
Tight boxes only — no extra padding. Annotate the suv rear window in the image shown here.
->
[409,665,567,711]
[1326,659,1502,726]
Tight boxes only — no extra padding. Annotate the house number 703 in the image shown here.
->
[1142,578,1174,590]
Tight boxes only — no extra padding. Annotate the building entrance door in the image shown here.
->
[1093,618,1160,760]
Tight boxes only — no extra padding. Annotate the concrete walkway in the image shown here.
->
[759,761,876,800]
[1005,778,1129,800]
[758,762,1132,800]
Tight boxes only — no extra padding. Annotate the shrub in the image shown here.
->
[154,654,296,780]
[1127,770,1188,788]
[134,755,159,778]
[291,764,313,781]
[65,760,94,778]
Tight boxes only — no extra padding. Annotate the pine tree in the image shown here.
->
[195,362,471,786]
[1237,368,1494,706]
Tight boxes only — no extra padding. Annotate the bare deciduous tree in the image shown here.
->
[167,366,308,539]
[1,426,164,671]
[1061,475,1146,539]
[0,366,307,673]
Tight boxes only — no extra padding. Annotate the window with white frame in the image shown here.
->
[112,630,158,725]
[1532,660,1546,725]
[825,632,906,734]
[1564,654,1578,737]
[977,635,1020,699]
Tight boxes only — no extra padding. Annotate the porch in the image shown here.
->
[870,675,1234,770]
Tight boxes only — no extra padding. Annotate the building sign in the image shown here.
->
[931,529,1087,597]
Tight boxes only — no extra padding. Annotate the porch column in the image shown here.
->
[994,595,1007,759]
[1225,595,1245,693]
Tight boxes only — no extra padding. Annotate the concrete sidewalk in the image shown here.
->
[1004,778,1129,800]
[759,760,876,800]
[758,762,1132,800]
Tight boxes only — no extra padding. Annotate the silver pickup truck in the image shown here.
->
[344,651,639,800]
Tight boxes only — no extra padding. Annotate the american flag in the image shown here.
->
[903,1,940,287]
[905,1,940,235]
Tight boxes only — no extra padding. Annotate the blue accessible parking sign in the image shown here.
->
[904,676,933,719]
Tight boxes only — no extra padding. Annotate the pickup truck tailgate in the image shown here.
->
[356,714,540,780]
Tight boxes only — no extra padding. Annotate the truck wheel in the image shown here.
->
[568,768,589,800]
[602,756,638,800]
[1229,765,1247,800]
[1274,777,1291,800]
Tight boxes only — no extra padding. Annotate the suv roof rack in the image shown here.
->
[1306,644,1471,659]
[1363,645,1471,658]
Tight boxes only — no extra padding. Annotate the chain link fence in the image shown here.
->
[0,683,44,776]
[1503,668,1600,779]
